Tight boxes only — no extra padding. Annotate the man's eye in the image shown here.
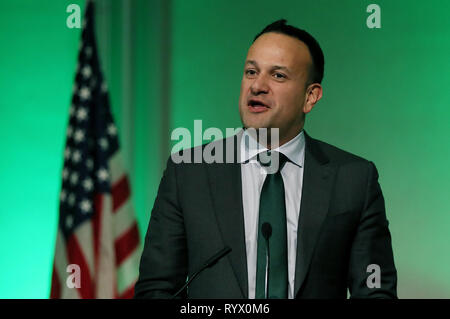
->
[274,73,286,79]
[245,69,256,76]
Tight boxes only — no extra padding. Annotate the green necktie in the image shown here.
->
[255,150,289,299]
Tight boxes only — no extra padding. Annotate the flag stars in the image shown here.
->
[81,65,92,79]
[99,138,108,150]
[85,46,92,58]
[76,108,88,121]
[74,129,85,143]
[62,168,69,180]
[79,86,91,100]
[68,193,76,206]
[107,124,117,136]
[64,147,72,160]
[70,172,79,185]
[83,178,93,192]
[69,105,75,116]
[80,200,92,214]
[97,168,109,182]
[67,126,73,138]
[72,150,82,163]
[66,214,74,229]
[60,190,67,202]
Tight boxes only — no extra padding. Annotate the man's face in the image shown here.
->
[238,32,313,144]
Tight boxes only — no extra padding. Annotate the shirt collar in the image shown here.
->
[239,128,305,167]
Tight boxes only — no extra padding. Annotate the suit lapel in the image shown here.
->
[206,134,248,298]
[294,131,336,297]
[205,131,336,299]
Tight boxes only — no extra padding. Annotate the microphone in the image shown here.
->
[261,222,272,299]
[172,246,232,299]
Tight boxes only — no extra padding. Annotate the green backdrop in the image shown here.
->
[0,0,449,298]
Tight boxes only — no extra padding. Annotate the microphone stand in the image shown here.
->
[172,246,232,299]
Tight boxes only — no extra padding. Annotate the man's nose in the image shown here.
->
[250,74,269,95]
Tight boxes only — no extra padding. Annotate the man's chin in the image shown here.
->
[241,122,277,137]
[241,118,271,131]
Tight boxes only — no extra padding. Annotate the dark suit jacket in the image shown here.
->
[134,130,397,299]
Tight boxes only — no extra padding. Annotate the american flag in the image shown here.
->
[51,1,140,299]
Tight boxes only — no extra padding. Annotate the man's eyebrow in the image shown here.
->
[245,60,291,73]
[272,65,290,72]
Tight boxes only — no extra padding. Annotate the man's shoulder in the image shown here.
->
[307,134,379,184]
[307,134,372,166]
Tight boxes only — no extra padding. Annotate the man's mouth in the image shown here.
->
[248,99,270,113]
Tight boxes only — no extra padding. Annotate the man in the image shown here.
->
[135,19,397,299]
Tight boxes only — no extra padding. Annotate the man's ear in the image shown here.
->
[303,83,323,114]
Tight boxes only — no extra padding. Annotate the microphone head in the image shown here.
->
[261,222,272,240]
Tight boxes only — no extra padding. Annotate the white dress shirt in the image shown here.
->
[239,129,305,299]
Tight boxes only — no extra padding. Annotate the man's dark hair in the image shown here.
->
[253,19,324,85]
